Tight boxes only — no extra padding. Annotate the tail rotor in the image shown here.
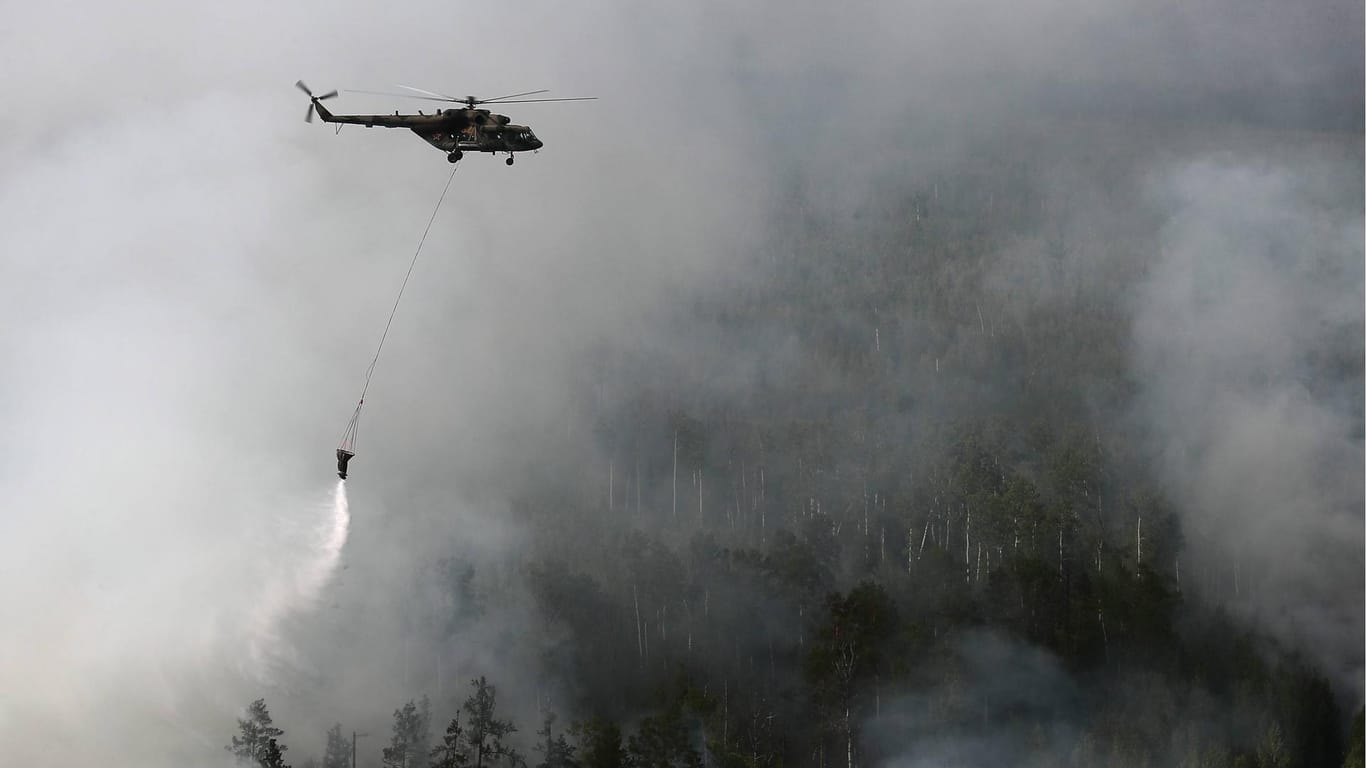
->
[296,80,338,123]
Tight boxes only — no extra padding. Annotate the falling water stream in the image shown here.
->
[243,481,351,679]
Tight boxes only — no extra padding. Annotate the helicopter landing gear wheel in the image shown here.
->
[447,150,462,163]
[506,156,515,166]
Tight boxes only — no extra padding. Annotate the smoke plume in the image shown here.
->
[1132,156,1364,701]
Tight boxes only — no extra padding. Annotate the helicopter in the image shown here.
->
[296,81,594,165]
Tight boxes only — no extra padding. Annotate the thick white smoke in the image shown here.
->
[1132,157,1364,702]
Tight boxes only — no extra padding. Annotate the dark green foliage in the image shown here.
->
[805,582,897,765]
[228,699,289,768]
[572,717,628,768]
[382,698,431,768]
[261,739,290,768]
[1256,721,1289,768]
[806,582,897,698]
[756,526,835,596]
[1345,710,1364,768]
[527,562,639,713]
[533,714,578,768]
[430,713,471,768]
[428,681,522,768]
[627,706,702,768]
[461,677,520,768]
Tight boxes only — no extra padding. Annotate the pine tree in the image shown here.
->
[262,738,291,768]
[228,699,289,767]
[806,581,896,767]
[1255,721,1288,768]
[323,723,350,768]
[572,717,627,768]
[1344,710,1364,768]
[430,712,472,768]
[533,713,578,768]
[462,676,521,768]
[382,698,432,768]
[627,708,700,768]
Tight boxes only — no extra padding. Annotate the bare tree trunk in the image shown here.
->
[698,468,703,525]
[1098,607,1109,664]
[634,583,643,664]
[743,459,754,524]
[734,474,740,530]
[685,599,693,654]
[964,508,972,583]
[1136,515,1142,573]
[864,488,871,564]
[723,680,729,753]
[1234,554,1240,599]
[672,432,678,522]
[845,705,853,768]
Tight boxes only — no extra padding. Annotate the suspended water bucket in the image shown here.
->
[337,401,361,479]
[336,448,355,480]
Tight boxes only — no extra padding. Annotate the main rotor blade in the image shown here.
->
[481,89,549,102]
[479,96,599,104]
[296,80,313,96]
[397,84,462,101]
[345,89,456,103]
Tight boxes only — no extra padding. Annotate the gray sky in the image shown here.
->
[1,0,1360,764]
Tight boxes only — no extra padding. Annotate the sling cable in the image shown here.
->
[337,165,459,479]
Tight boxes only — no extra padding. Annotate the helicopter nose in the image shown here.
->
[530,136,543,149]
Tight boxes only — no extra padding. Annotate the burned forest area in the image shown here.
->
[237,118,1364,768]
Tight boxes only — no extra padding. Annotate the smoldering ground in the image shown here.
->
[1,0,1360,765]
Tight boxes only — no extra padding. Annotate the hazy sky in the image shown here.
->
[1,0,1360,764]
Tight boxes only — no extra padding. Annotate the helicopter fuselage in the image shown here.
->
[310,100,542,160]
